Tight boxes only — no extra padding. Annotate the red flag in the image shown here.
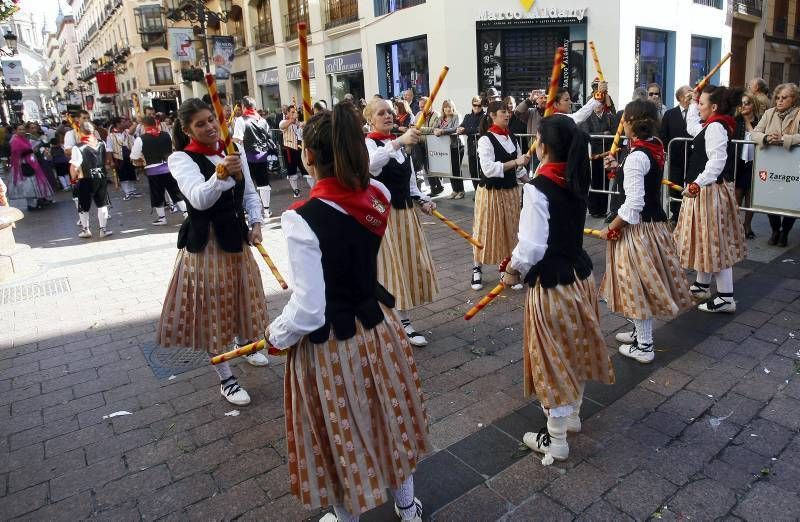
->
[95,71,118,94]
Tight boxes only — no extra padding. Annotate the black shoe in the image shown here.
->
[292,189,300,198]
[768,230,780,246]
[778,230,789,247]
[429,187,444,197]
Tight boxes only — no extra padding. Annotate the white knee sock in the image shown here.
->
[155,207,166,218]
[257,186,271,209]
[79,211,90,229]
[73,197,79,211]
[696,272,713,285]
[288,175,299,191]
[97,206,109,229]
[176,200,187,213]
[332,505,358,522]
[632,318,653,345]
[396,309,409,322]
[715,268,733,294]
[121,180,132,195]
[392,475,416,519]
[213,361,233,381]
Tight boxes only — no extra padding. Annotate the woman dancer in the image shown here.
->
[159,98,270,406]
[365,98,439,347]
[7,123,55,210]
[674,85,747,313]
[471,100,530,290]
[501,115,614,463]
[279,105,310,197]
[266,102,429,522]
[601,100,693,364]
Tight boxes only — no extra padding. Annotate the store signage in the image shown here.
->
[257,68,279,86]
[425,136,452,177]
[286,61,316,81]
[1,60,24,86]
[478,6,587,22]
[751,146,800,218]
[168,28,196,63]
[324,52,363,75]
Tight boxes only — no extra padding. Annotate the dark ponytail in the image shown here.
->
[538,115,590,199]
[623,99,659,140]
[704,84,745,116]
[480,100,506,135]
[172,98,212,151]
[303,101,370,190]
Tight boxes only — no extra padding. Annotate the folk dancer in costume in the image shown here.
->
[63,110,93,225]
[266,103,429,522]
[600,100,693,364]
[69,121,113,239]
[106,117,140,200]
[472,100,530,291]
[158,99,270,406]
[364,98,439,347]
[233,96,273,218]
[279,105,311,198]
[674,85,747,313]
[129,115,187,226]
[501,115,614,463]
[7,122,56,210]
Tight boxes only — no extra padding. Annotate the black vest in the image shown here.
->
[523,176,593,288]
[372,139,414,210]
[686,124,734,184]
[242,117,271,154]
[76,142,107,179]
[176,151,248,253]
[618,147,667,223]
[140,132,173,167]
[295,198,395,343]
[481,132,519,189]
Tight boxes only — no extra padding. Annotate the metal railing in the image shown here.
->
[283,9,309,40]
[732,0,762,17]
[324,0,358,29]
[254,21,275,47]
[693,0,723,8]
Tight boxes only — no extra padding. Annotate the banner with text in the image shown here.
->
[426,136,453,177]
[169,28,196,63]
[751,145,800,218]
[211,36,235,80]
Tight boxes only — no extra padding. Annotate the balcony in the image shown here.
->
[324,0,358,29]
[693,0,723,8]
[732,0,762,17]
[283,8,309,41]
[254,21,274,47]
[375,0,424,15]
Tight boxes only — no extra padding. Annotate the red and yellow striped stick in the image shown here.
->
[204,73,236,156]
[67,114,82,138]
[529,47,565,154]
[584,228,619,240]
[298,23,313,121]
[415,66,450,130]
[432,210,483,249]
[464,257,510,321]
[588,41,606,101]
[661,179,683,192]
[255,243,288,290]
[210,339,287,365]
[228,103,239,127]
[608,118,625,157]
[695,52,732,93]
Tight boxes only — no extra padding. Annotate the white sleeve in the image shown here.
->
[268,210,326,348]
[129,137,144,161]
[617,150,649,225]
[232,118,245,141]
[510,183,550,275]
[239,149,264,225]
[695,122,729,187]
[167,151,235,210]
[514,141,527,179]
[105,134,114,152]
[685,102,703,137]
[69,146,83,167]
[570,98,601,125]
[478,135,504,178]
[366,138,396,177]
[64,130,76,149]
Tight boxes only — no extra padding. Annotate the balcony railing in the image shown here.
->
[693,0,723,8]
[324,0,358,29]
[732,0,762,17]
[284,8,309,40]
[254,21,275,47]
[375,0,424,15]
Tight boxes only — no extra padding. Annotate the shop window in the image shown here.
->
[375,0,424,15]
[380,37,428,99]
[635,28,668,92]
[324,0,358,29]
[232,72,249,102]
[253,0,275,46]
[148,59,174,86]
[284,0,309,40]
[690,36,711,88]
[774,0,788,37]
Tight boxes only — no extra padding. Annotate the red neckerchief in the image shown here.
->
[184,138,225,157]
[488,125,509,136]
[537,162,567,188]
[367,132,396,141]
[396,113,409,125]
[703,113,736,137]
[144,126,161,137]
[79,135,92,144]
[289,177,391,237]
[243,108,259,119]
[631,138,665,170]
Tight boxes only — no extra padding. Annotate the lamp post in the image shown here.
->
[0,30,17,57]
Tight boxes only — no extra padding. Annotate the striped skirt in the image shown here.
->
[472,185,521,265]
[673,181,747,273]
[377,207,438,310]
[284,304,431,516]
[157,234,269,355]
[601,221,693,320]
[523,274,615,409]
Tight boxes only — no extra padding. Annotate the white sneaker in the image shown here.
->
[402,321,428,347]
[690,283,712,301]
[152,217,168,226]
[698,295,736,313]
[220,377,251,406]
[619,341,655,364]
[511,283,524,290]
[319,514,338,522]
[394,497,423,522]
[471,267,483,291]
[615,330,636,344]
[78,228,92,238]
[245,351,269,367]
[523,420,569,461]
[264,207,273,218]
[99,228,113,238]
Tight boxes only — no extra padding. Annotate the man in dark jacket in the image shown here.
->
[660,85,692,223]
[458,95,486,191]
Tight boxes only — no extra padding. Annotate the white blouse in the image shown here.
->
[167,146,264,224]
[477,132,527,179]
[268,180,392,349]
[365,137,427,200]
[617,150,649,225]
[509,183,550,276]
[567,97,602,125]
[685,103,729,187]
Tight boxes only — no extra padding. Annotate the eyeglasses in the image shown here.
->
[472,103,482,107]
[776,95,793,100]
[648,92,661,97]
[741,100,753,106]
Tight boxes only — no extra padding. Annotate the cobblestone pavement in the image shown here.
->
[1,175,799,521]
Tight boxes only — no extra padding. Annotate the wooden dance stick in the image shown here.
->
[255,243,289,290]
[588,41,605,101]
[694,52,732,93]
[661,179,683,192]
[584,228,619,241]
[464,257,510,321]
[67,114,82,137]
[608,118,626,157]
[298,23,313,121]
[204,73,241,180]
[210,339,286,365]
[415,66,450,130]
[431,210,484,249]
[228,104,239,127]
[528,47,565,155]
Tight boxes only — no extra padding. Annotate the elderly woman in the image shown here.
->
[750,83,800,247]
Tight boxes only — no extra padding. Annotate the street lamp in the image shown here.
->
[0,30,17,57]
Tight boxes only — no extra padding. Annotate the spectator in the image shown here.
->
[393,99,413,132]
[485,87,502,104]
[647,82,666,118]
[414,96,443,196]
[514,88,546,138]
[748,77,771,111]
[750,82,800,247]
[313,100,327,114]
[458,95,485,193]
[734,91,764,239]
[660,85,693,224]
[505,96,527,136]
[580,98,613,217]
[433,99,465,199]
[403,88,416,111]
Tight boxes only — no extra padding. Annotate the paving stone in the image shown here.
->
[753,323,793,345]
[41,393,106,424]
[640,367,692,397]
[41,368,98,394]
[668,478,737,520]
[87,501,142,522]
[643,442,710,486]
[49,455,127,501]
[432,485,509,521]
[212,447,282,489]
[733,417,793,457]
[643,410,689,437]
[0,483,48,519]
[623,422,672,450]
[733,482,800,520]
[766,459,800,494]
[719,445,770,476]
[255,463,291,500]
[666,350,716,376]
[693,337,739,360]
[110,402,175,434]
[658,389,715,421]
[0,384,43,408]
[428,413,481,450]
[44,422,114,457]
[186,477,269,521]
[14,491,94,521]
[458,391,524,426]
[94,464,172,510]
[168,438,233,480]
[703,459,758,490]
[576,499,635,522]
[7,448,84,492]
[544,462,617,513]
[486,452,562,506]
[425,391,478,421]
[717,322,755,343]
[0,410,43,438]
[448,425,524,477]
[734,309,774,329]
[587,436,651,478]
[760,396,800,430]
[507,493,573,521]
[138,473,218,520]
[604,469,676,520]
[709,392,764,427]
[229,418,285,454]
[238,492,309,521]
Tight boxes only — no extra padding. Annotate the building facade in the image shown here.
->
[762,0,800,91]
